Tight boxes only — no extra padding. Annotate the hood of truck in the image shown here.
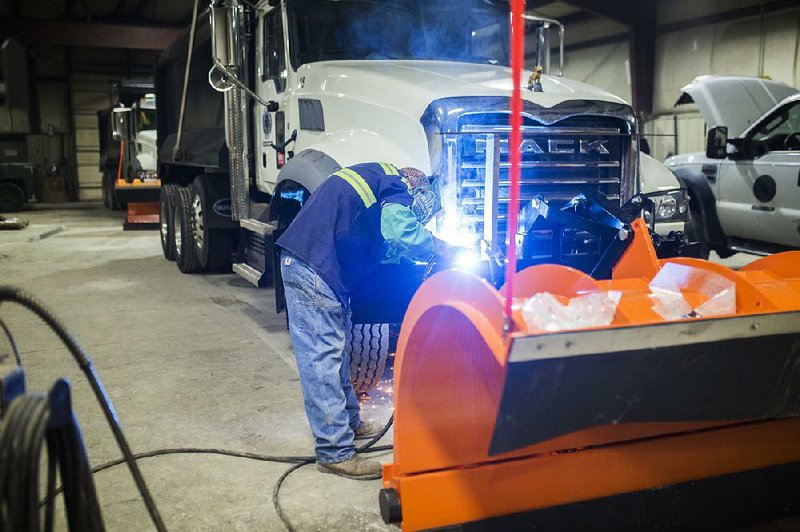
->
[298,60,627,118]
[675,75,798,137]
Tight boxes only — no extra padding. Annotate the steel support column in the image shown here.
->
[629,1,657,116]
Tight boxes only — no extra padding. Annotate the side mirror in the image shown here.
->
[705,126,728,159]
[112,107,131,141]
[210,6,235,67]
[1,39,30,109]
[208,65,234,92]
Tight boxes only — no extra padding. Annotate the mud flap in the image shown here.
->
[490,311,800,456]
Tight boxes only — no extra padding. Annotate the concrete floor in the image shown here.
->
[1,203,394,531]
[0,203,770,531]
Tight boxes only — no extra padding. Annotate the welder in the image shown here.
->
[276,162,453,480]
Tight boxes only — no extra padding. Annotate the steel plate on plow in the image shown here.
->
[490,311,800,455]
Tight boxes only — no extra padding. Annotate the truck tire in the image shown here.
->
[174,187,203,273]
[0,183,25,212]
[191,177,234,272]
[686,202,711,260]
[347,321,391,394]
[159,184,179,261]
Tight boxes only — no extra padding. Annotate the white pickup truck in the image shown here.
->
[667,75,800,258]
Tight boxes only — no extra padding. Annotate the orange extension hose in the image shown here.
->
[116,139,125,182]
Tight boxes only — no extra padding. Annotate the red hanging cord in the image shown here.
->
[504,0,525,331]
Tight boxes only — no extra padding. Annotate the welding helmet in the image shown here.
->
[400,167,440,225]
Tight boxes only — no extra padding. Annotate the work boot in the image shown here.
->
[317,454,382,480]
[354,419,384,440]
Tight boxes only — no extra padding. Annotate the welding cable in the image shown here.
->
[40,441,393,505]
[0,316,22,367]
[0,286,166,532]
[39,442,394,532]
[356,414,394,453]
[0,394,50,532]
[272,414,396,532]
[271,460,312,532]
[63,416,396,531]
[0,385,103,531]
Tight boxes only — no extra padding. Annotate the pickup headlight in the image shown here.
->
[642,189,689,224]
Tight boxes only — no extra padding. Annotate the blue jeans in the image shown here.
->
[280,251,362,463]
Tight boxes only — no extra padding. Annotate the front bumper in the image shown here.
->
[651,220,688,258]
[654,220,685,237]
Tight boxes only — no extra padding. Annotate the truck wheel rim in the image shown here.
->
[174,204,182,257]
[160,200,169,244]
[192,193,204,252]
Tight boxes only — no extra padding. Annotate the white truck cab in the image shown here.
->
[132,94,158,176]
[155,0,689,393]
[163,0,689,294]
[236,0,687,263]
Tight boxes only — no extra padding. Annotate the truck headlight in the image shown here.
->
[643,189,689,223]
[657,195,677,219]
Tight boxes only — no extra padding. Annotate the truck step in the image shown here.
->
[232,262,270,287]
[240,218,276,236]
[235,218,278,288]
[728,238,788,257]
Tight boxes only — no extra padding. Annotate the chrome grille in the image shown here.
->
[436,115,629,255]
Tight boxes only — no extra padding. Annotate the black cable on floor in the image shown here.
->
[40,443,393,508]
[271,460,312,532]
[272,414,395,532]
[0,316,22,367]
[0,286,166,532]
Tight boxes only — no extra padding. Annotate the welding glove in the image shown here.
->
[411,187,439,226]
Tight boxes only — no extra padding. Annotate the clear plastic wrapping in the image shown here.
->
[522,291,622,332]
[648,263,736,320]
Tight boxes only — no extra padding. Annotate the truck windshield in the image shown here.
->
[288,0,509,68]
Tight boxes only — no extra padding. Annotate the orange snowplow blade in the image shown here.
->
[381,223,800,531]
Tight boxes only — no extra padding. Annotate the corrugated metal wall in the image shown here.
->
[556,1,800,161]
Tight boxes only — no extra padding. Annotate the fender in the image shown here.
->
[267,132,428,222]
[671,166,728,250]
[266,149,340,223]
